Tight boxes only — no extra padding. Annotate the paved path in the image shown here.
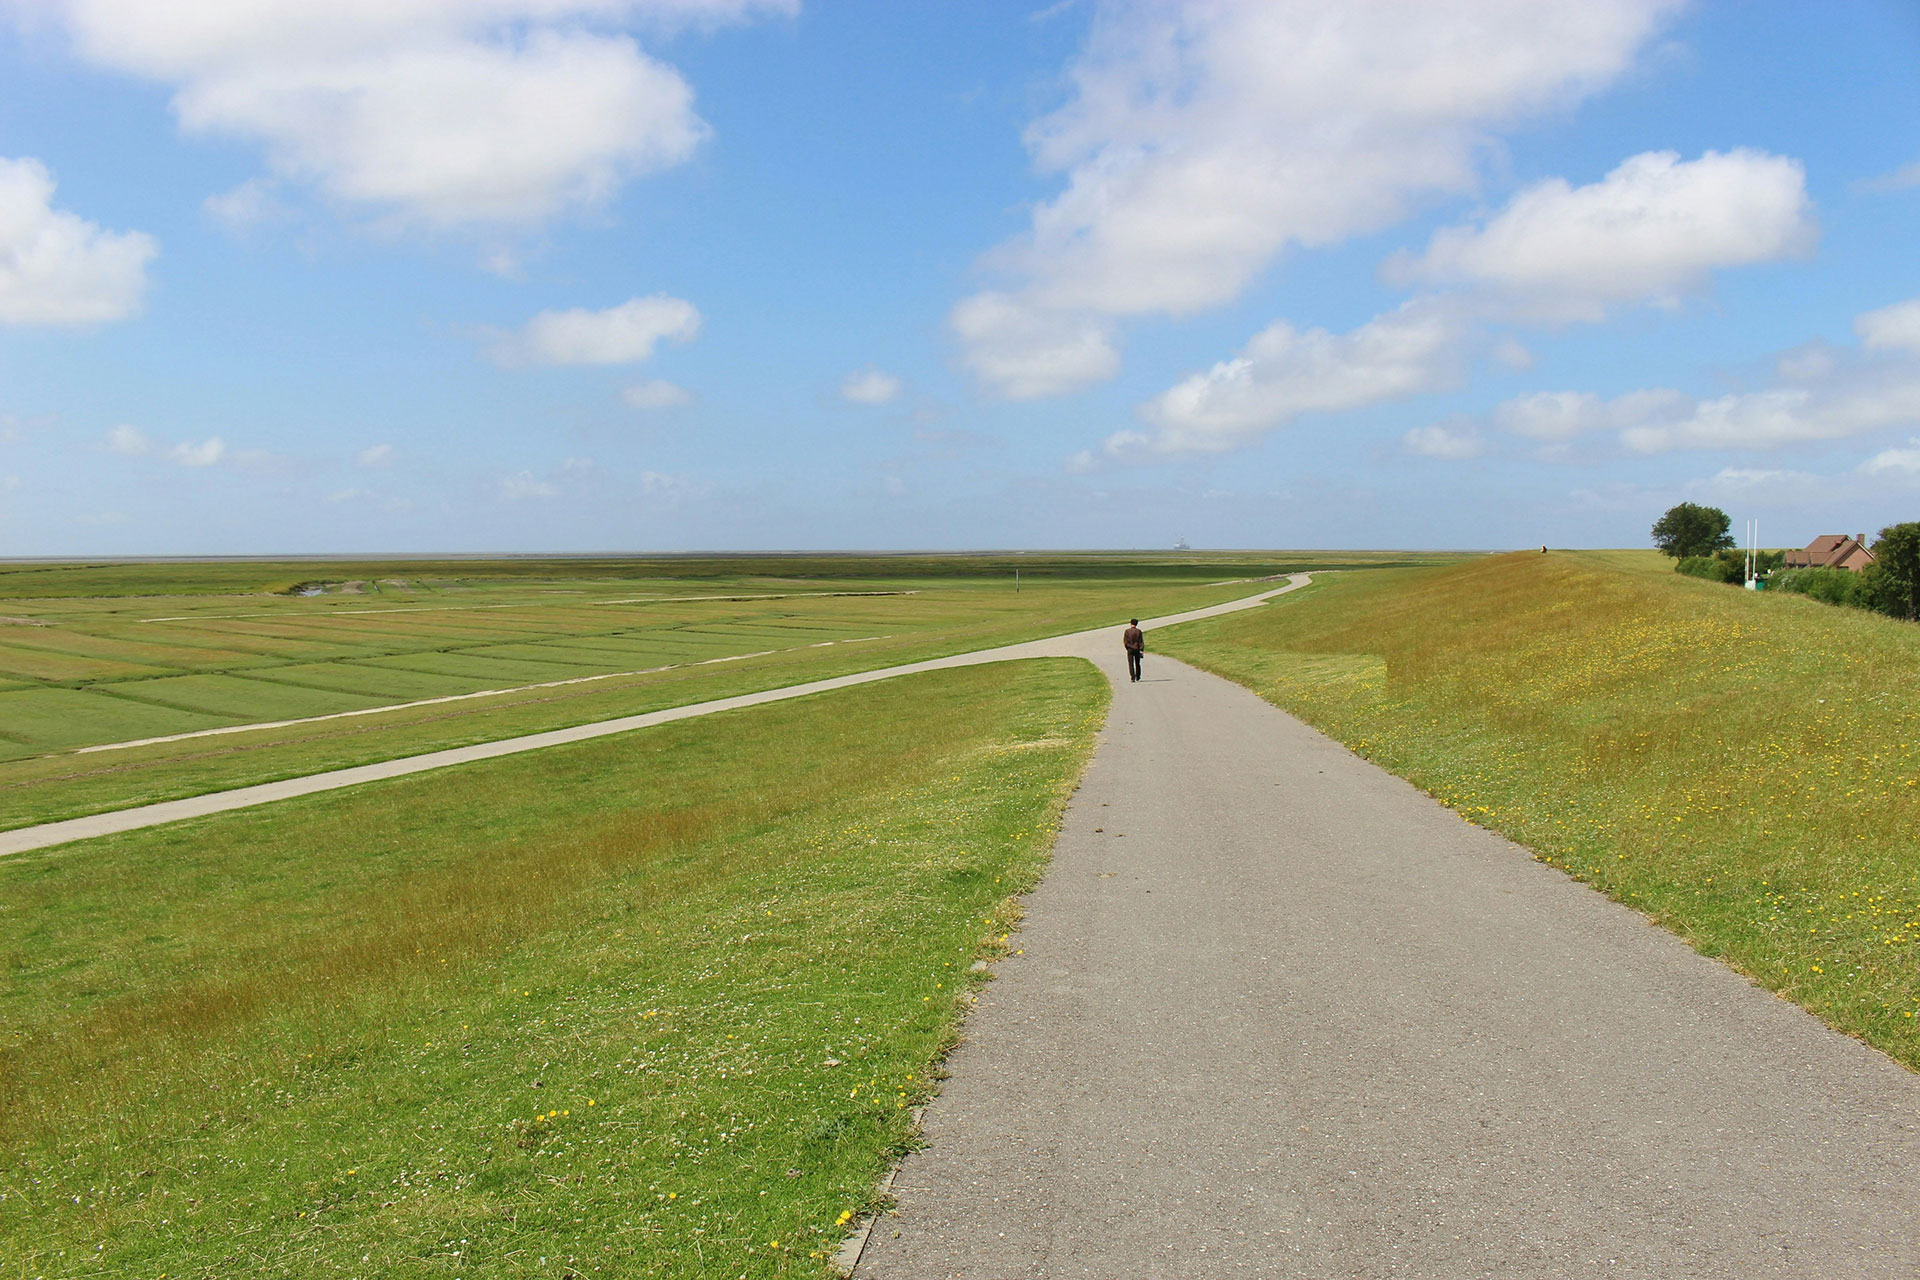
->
[0,577,1308,858]
[854,649,1920,1278]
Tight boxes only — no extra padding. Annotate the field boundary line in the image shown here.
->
[0,577,1307,857]
[69,639,896,756]
[137,589,917,623]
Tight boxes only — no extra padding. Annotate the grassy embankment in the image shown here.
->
[0,554,1453,831]
[1157,552,1920,1069]
[0,659,1106,1278]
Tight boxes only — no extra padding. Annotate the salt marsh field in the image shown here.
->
[0,553,1446,831]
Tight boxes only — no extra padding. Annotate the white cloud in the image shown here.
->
[499,470,559,501]
[1388,149,1815,321]
[840,367,902,405]
[1855,298,1920,355]
[1496,371,1920,457]
[1402,422,1486,460]
[202,176,287,231]
[1622,373,1920,455]
[1492,337,1535,370]
[356,442,393,467]
[1857,159,1920,193]
[1774,343,1837,382]
[40,2,795,230]
[1523,382,1912,456]
[493,294,700,366]
[949,292,1118,400]
[1485,295,1920,455]
[104,423,151,455]
[621,378,693,410]
[953,0,1680,396]
[562,455,594,473]
[1493,388,1690,442]
[1131,302,1468,454]
[0,156,157,326]
[1695,465,1831,506]
[103,425,251,467]
[170,437,226,466]
[1862,437,1920,480]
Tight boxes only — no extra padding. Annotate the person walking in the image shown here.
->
[1123,618,1145,683]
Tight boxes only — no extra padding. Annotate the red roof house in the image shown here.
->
[1784,534,1877,572]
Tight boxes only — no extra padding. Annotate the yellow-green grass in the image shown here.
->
[0,566,1245,756]
[0,559,1421,830]
[1,659,1106,1278]
[0,550,1451,600]
[1156,552,1920,1070]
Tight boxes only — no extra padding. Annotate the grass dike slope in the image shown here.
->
[1157,550,1920,1070]
[0,659,1106,1279]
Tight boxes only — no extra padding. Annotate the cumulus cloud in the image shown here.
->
[0,156,157,326]
[1493,388,1691,442]
[1129,302,1469,454]
[1388,150,1815,321]
[493,294,700,366]
[1483,296,1920,455]
[1862,437,1920,480]
[1402,422,1487,460]
[839,367,902,405]
[1695,465,1834,506]
[170,437,226,466]
[1855,298,1920,355]
[202,176,288,231]
[100,424,257,467]
[38,1,794,230]
[1857,159,1920,194]
[949,292,1118,401]
[104,423,151,455]
[1506,381,1920,456]
[953,0,1680,396]
[356,442,393,467]
[622,378,693,410]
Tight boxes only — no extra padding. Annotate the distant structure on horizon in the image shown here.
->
[1785,533,1876,572]
[1173,536,1191,552]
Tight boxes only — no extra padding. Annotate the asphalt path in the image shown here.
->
[0,577,1308,858]
[853,646,1920,1278]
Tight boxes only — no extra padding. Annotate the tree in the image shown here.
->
[1651,503,1734,559]
[1872,521,1920,620]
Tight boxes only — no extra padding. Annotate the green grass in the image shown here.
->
[0,557,1437,831]
[95,673,389,721]
[1157,552,1920,1071]
[0,687,232,752]
[0,658,1107,1278]
[0,551,1454,600]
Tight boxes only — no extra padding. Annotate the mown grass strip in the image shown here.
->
[0,658,1107,1278]
[1157,553,1920,1071]
[0,575,1262,830]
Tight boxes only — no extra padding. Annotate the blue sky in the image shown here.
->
[3,0,1918,554]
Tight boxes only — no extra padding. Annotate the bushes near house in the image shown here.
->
[1772,565,1888,610]
[1675,548,1782,585]
[1769,522,1918,621]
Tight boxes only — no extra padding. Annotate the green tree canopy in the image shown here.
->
[1873,521,1920,620]
[1651,503,1735,559]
